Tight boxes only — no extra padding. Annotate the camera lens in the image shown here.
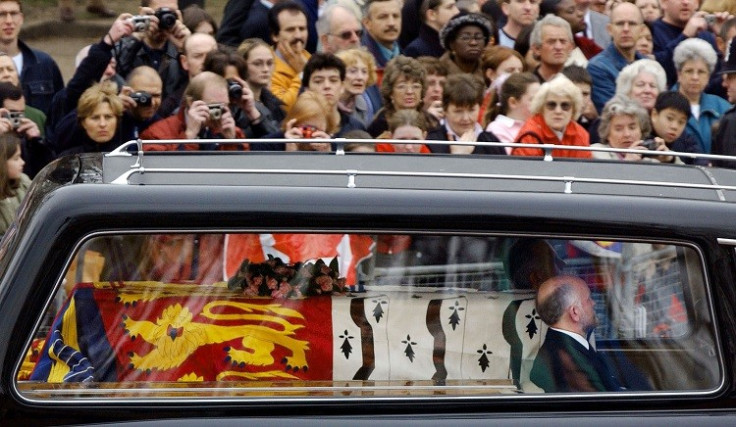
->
[156,9,177,31]
[228,80,243,101]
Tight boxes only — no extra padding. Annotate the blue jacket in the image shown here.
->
[587,44,643,113]
[404,24,444,58]
[18,40,64,117]
[670,85,732,153]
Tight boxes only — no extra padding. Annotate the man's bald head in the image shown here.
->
[536,275,596,336]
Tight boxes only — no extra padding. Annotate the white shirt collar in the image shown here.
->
[551,327,590,350]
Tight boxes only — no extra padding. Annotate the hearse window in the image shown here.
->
[16,233,719,400]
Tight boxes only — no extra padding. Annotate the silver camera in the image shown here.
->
[705,14,716,27]
[208,103,223,121]
[6,111,23,129]
[129,15,152,32]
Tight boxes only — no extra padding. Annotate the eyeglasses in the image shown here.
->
[545,101,572,111]
[456,33,485,42]
[394,82,423,92]
[330,29,363,40]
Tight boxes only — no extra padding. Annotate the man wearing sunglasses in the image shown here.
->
[404,0,460,58]
[317,3,363,55]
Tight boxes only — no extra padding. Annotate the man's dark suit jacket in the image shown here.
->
[530,328,622,392]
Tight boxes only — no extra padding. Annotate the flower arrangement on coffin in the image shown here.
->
[227,255,348,298]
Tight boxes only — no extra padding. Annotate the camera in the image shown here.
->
[5,111,23,129]
[130,91,152,107]
[208,103,224,121]
[705,14,716,27]
[128,15,151,32]
[640,138,659,150]
[155,7,178,31]
[227,79,243,101]
[300,125,318,139]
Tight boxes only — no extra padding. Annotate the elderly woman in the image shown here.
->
[673,38,732,154]
[367,55,429,137]
[336,49,378,128]
[438,12,494,84]
[592,95,675,162]
[615,59,667,113]
[512,75,591,158]
[54,81,124,157]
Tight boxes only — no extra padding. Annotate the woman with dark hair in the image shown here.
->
[439,12,495,83]
[0,134,30,235]
[367,55,431,137]
[182,5,218,36]
[484,72,540,151]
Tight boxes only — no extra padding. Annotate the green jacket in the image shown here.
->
[0,173,31,235]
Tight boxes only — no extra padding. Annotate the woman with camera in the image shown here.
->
[590,95,674,163]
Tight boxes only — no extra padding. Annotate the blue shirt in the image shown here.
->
[587,44,643,113]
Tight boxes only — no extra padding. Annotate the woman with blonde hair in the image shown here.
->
[54,81,124,157]
[335,48,378,127]
[282,91,337,152]
[512,75,591,158]
[237,38,285,130]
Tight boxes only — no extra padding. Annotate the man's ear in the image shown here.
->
[606,22,613,37]
[180,53,189,71]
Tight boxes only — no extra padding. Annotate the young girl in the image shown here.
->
[484,72,540,154]
[0,134,30,235]
[376,109,432,154]
[283,91,336,152]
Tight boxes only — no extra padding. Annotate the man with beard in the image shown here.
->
[498,0,540,49]
[361,0,403,82]
[270,1,311,111]
[115,0,191,81]
[587,2,645,112]
[530,275,624,392]
[0,1,64,116]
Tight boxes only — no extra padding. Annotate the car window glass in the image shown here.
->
[16,233,720,400]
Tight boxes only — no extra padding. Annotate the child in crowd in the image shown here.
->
[377,109,432,153]
[484,72,540,153]
[283,91,335,152]
[0,134,30,236]
[649,91,706,165]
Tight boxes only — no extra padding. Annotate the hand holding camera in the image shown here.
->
[0,109,40,139]
[185,101,237,139]
[227,76,262,122]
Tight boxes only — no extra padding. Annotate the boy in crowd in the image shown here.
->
[649,91,706,165]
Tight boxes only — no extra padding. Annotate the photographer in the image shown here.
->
[0,82,50,178]
[140,71,247,151]
[47,13,134,136]
[115,0,191,80]
[118,66,164,140]
[203,49,281,139]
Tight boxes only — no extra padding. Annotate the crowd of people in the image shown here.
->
[0,0,736,232]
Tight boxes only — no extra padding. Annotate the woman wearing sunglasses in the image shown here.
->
[512,75,592,158]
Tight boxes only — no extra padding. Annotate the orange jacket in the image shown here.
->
[140,107,247,151]
[512,114,591,159]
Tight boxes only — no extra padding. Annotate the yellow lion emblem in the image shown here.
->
[122,301,309,373]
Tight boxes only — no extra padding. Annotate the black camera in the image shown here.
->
[130,91,153,107]
[128,15,151,32]
[640,138,659,150]
[208,103,223,121]
[6,111,23,129]
[227,79,243,101]
[155,7,177,31]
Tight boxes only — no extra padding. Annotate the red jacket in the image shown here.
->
[512,113,591,159]
[140,107,248,151]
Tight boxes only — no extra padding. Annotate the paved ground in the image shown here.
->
[20,0,226,83]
